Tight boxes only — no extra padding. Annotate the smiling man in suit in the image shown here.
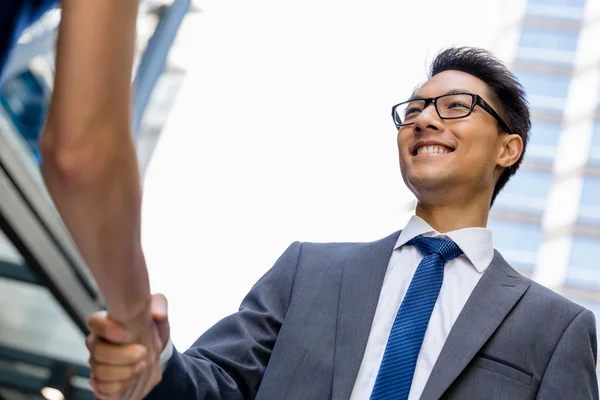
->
[85,47,598,400]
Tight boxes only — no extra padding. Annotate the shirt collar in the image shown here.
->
[395,215,494,274]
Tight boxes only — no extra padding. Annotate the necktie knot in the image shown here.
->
[407,235,463,263]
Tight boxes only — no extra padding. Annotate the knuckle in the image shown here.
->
[91,342,113,362]
[96,364,134,381]
[89,341,148,367]
[94,365,111,381]
[91,343,110,363]
[85,335,94,351]
[88,311,108,331]
[94,342,126,365]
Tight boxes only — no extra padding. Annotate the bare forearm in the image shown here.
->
[45,0,138,145]
[41,0,151,324]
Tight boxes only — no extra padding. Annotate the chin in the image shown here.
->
[405,167,453,189]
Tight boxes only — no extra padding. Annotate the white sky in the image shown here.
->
[141,0,513,349]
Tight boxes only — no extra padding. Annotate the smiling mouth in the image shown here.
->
[412,145,455,156]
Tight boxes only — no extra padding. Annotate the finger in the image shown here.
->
[91,375,136,397]
[93,383,128,399]
[89,341,147,365]
[88,311,128,343]
[92,361,147,382]
[85,334,96,353]
[92,388,120,400]
[91,374,129,400]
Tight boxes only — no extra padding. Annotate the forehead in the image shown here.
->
[414,70,492,100]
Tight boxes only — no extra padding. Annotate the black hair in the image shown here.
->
[428,47,531,206]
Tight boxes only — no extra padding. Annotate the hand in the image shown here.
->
[86,294,171,400]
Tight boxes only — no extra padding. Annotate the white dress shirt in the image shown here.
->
[159,216,494,398]
[349,215,494,400]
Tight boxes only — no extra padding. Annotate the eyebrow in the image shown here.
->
[408,88,473,101]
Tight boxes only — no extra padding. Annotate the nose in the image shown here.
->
[412,102,443,134]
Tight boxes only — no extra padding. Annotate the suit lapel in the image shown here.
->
[331,231,400,400]
[420,251,531,400]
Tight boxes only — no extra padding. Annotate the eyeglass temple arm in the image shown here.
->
[475,96,512,134]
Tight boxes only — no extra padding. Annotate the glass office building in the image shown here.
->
[489,0,600,367]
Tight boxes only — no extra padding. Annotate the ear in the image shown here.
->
[497,133,523,169]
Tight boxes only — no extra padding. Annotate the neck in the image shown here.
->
[415,196,490,233]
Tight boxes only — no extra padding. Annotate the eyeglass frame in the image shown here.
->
[391,92,512,134]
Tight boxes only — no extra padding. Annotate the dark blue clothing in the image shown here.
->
[0,0,57,78]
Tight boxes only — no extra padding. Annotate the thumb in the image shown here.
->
[151,293,170,346]
[88,310,127,344]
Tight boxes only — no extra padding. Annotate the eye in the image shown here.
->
[405,107,422,116]
[447,102,469,109]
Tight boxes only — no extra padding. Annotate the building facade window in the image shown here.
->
[527,0,586,20]
[488,219,542,271]
[578,176,600,225]
[519,27,579,52]
[494,170,553,214]
[516,27,580,65]
[568,235,600,289]
[527,4,584,22]
[526,119,562,161]
[588,121,600,166]
[515,71,572,111]
[529,0,586,8]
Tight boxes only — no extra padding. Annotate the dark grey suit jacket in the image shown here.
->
[147,232,598,399]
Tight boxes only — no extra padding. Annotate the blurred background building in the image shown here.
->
[0,0,598,398]
[488,0,600,345]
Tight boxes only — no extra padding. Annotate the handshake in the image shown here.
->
[86,294,171,400]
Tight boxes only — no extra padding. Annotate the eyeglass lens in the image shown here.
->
[394,94,474,125]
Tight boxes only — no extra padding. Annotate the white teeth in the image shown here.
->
[417,145,450,155]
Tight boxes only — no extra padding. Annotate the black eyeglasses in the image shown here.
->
[391,92,512,134]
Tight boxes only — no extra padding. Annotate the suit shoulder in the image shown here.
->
[530,280,584,306]
[299,231,401,257]
[494,251,587,318]
[522,278,588,322]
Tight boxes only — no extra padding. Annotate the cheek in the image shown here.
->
[459,135,500,173]
[397,133,406,161]
[397,130,411,154]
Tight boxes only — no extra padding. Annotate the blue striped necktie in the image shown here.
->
[369,235,463,400]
